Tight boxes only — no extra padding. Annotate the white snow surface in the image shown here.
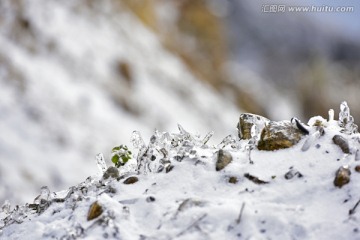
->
[0,0,239,205]
[1,113,360,240]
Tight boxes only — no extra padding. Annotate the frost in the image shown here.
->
[95,153,107,175]
[339,101,358,134]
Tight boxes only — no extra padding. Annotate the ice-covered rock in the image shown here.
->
[257,121,306,151]
[238,113,270,140]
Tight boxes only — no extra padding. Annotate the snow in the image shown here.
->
[1,104,360,239]
[0,0,239,205]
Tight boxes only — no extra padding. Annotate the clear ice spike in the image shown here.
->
[1,200,11,214]
[177,124,191,140]
[202,131,214,145]
[131,130,146,149]
[95,153,107,175]
[328,109,334,122]
[40,186,50,201]
[339,101,358,133]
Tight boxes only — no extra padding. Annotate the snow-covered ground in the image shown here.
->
[0,0,239,205]
[1,103,360,239]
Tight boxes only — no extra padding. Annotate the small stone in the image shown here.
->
[165,165,174,173]
[355,165,360,172]
[103,166,119,180]
[228,176,238,184]
[244,173,269,184]
[215,150,232,171]
[146,196,156,202]
[238,113,270,140]
[87,201,103,221]
[123,176,139,184]
[257,121,305,151]
[334,166,351,188]
[332,135,350,154]
[284,169,303,180]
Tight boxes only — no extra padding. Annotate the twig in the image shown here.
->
[176,213,207,237]
[236,203,246,224]
[349,199,360,215]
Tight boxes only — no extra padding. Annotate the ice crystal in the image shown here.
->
[1,201,10,215]
[95,153,107,174]
[131,130,146,149]
[328,109,334,122]
[218,135,236,149]
[339,101,358,134]
[34,186,50,204]
[202,131,214,145]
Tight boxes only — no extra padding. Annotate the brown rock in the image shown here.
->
[228,176,238,184]
[123,176,139,184]
[334,166,351,188]
[257,121,304,151]
[355,165,360,173]
[332,135,350,154]
[87,201,103,221]
[215,150,232,171]
[238,113,269,140]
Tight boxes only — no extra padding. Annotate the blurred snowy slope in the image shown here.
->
[0,0,240,204]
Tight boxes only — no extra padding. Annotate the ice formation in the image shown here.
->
[1,102,360,239]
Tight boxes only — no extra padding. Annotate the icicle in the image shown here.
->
[1,200,11,214]
[95,153,107,175]
[328,109,334,122]
[34,186,50,204]
[177,124,191,140]
[218,135,236,149]
[131,130,146,149]
[202,131,214,145]
[338,101,358,134]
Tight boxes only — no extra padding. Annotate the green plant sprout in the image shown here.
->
[111,145,132,168]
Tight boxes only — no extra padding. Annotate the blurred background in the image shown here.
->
[0,0,359,205]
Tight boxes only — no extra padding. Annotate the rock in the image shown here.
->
[87,201,103,221]
[334,166,351,188]
[332,135,350,154]
[244,173,269,184]
[165,164,174,173]
[123,176,139,184]
[146,196,156,202]
[103,166,119,180]
[355,165,360,173]
[228,176,238,184]
[284,169,303,180]
[215,150,232,171]
[238,113,269,140]
[257,121,305,151]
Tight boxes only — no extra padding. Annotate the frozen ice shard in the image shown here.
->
[339,101,358,134]
[95,153,107,175]
[131,130,146,149]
